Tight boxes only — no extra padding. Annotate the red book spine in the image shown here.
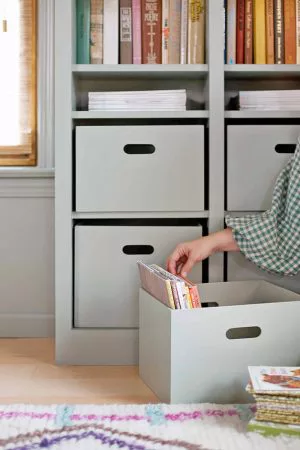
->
[236,0,245,63]
[244,0,253,63]
[132,0,142,63]
[141,0,162,64]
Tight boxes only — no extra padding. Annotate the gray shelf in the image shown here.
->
[72,64,208,79]
[225,110,300,119]
[72,211,210,220]
[72,110,209,119]
[225,64,300,79]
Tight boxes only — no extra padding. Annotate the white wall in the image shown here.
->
[0,175,54,337]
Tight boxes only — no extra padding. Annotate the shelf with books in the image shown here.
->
[225,0,299,65]
[72,64,209,79]
[224,64,300,79]
[225,110,300,119]
[75,0,206,66]
[72,110,209,119]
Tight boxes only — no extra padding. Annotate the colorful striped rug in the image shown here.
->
[0,403,298,450]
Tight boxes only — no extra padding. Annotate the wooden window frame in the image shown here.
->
[0,0,37,166]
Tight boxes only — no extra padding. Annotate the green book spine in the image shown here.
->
[76,0,91,64]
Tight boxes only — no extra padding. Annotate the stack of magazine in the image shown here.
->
[246,366,300,437]
[88,90,187,111]
[137,261,201,310]
[230,90,300,111]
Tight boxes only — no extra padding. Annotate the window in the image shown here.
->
[0,0,37,166]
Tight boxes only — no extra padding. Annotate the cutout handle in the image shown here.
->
[226,326,261,340]
[275,144,296,154]
[124,144,155,155]
[201,302,219,308]
[123,245,154,255]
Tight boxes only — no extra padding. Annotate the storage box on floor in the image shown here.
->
[139,281,300,404]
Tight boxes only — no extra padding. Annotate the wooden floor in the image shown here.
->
[0,339,158,404]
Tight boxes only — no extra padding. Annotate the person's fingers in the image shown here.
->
[167,245,186,274]
[180,256,195,278]
[166,252,178,274]
[175,256,187,275]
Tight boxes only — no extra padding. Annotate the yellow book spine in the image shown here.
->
[254,0,266,63]
[165,280,176,309]
[185,285,193,309]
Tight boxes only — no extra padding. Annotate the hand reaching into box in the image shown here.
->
[167,228,239,277]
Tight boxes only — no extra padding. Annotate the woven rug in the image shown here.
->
[0,403,299,450]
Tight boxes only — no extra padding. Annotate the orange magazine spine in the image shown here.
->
[284,0,296,63]
[266,0,274,63]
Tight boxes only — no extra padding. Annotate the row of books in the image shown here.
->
[76,0,206,65]
[137,261,201,309]
[225,0,300,65]
[88,89,187,110]
[247,366,300,437]
[230,89,300,110]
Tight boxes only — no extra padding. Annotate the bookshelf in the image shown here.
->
[55,0,300,366]
[72,110,209,119]
[72,64,209,78]
[225,64,300,79]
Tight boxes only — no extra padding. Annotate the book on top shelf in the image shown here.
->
[224,0,300,64]
[75,0,206,64]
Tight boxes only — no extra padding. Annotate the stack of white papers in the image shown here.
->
[88,89,187,111]
[237,90,300,111]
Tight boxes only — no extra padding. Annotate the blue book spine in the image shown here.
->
[76,0,91,64]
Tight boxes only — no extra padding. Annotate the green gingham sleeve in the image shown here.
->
[225,139,300,277]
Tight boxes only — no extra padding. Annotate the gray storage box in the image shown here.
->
[139,281,300,404]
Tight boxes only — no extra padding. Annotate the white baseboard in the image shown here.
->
[0,314,54,337]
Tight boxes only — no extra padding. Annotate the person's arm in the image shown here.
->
[166,227,239,277]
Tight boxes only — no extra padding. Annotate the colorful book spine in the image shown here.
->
[169,0,181,64]
[253,0,266,64]
[141,0,162,63]
[274,0,284,64]
[244,0,253,63]
[188,0,206,64]
[132,0,142,64]
[120,0,133,63]
[266,0,274,63]
[284,0,296,64]
[297,0,300,63]
[90,0,104,64]
[227,0,237,64]
[103,0,119,63]
[180,0,189,63]
[76,0,91,64]
[162,0,170,63]
[236,0,245,63]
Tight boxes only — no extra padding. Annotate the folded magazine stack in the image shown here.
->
[247,366,300,437]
